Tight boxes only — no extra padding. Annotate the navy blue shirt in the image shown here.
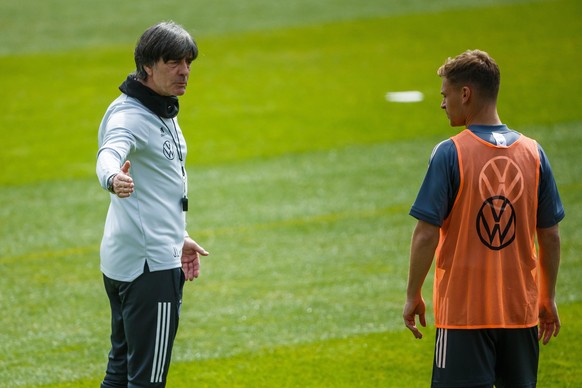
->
[410,125,565,228]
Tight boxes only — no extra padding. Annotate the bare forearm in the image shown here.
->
[406,221,440,299]
[537,224,561,299]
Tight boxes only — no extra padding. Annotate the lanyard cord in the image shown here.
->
[158,116,189,211]
[158,116,183,162]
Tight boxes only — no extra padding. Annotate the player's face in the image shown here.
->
[144,57,192,96]
[440,78,466,127]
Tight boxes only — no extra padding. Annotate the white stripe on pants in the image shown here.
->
[435,328,448,369]
[151,302,171,383]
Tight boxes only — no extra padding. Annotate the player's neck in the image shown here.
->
[465,104,501,127]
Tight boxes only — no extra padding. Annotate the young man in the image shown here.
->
[96,21,209,387]
[403,49,564,387]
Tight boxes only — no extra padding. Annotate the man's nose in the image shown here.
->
[178,60,190,75]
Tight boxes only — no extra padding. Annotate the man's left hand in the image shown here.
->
[181,237,209,281]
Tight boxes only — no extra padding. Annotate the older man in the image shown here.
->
[96,21,208,387]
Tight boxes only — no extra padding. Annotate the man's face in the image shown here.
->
[144,57,192,96]
[440,77,466,127]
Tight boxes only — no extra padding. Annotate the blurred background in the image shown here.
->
[1,0,580,386]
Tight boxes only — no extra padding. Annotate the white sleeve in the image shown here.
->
[96,149,123,190]
[96,126,135,190]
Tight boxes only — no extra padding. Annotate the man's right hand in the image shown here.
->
[112,160,134,198]
[403,296,427,339]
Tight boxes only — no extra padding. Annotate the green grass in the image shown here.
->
[0,0,550,55]
[1,0,580,186]
[36,309,582,387]
[1,0,581,386]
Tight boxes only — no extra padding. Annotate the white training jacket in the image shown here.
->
[96,93,188,282]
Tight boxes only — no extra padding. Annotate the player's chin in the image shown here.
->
[174,85,187,96]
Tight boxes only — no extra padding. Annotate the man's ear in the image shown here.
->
[143,64,154,77]
[461,85,471,103]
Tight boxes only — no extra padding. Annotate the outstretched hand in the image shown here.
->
[112,160,134,198]
[181,237,209,281]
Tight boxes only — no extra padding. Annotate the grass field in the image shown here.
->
[1,0,581,386]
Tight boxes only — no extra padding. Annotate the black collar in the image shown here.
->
[119,75,179,118]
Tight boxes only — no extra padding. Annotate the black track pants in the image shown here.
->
[101,264,185,388]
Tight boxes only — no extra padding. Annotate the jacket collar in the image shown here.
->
[119,75,179,119]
